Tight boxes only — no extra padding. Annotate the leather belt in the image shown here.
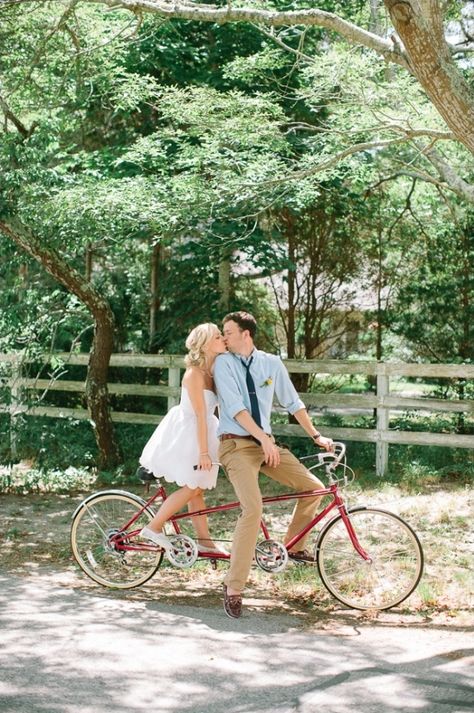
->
[219,433,254,442]
[219,433,272,442]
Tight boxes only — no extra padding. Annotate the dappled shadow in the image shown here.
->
[62,562,473,635]
[0,571,472,713]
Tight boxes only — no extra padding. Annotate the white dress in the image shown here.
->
[139,387,219,489]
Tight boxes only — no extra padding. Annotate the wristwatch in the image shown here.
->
[312,432,321,441]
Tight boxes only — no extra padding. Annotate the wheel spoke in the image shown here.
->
[317,509,423,610]
[71,492,162,589]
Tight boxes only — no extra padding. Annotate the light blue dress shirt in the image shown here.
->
[213,349,305,436]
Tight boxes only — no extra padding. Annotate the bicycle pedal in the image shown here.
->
[288,552,316,564]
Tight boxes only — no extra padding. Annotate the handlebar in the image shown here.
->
[193,441,347,471]
[319,440,345,463]
[300,441,353,486]
[300,440,345,465]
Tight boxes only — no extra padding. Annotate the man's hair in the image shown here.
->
[223,311,257,339]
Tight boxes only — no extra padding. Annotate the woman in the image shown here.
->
[140,323,227,554]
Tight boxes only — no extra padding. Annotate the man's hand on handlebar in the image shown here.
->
[314,435,335,452]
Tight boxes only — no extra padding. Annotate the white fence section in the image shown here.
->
[1,352,473,475]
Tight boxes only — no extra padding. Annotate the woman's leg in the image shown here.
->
[187,490,216,547]
[147,485,198,532]
[146,486,217,547]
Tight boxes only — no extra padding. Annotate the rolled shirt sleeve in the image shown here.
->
[213,355,248,419]
[273,357,306,415]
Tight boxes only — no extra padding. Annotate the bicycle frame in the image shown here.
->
[110,480,371,563]
[72,442,423,609]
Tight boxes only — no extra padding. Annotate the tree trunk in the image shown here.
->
[385,0,474,156]
[85,242,93,282]
[86,306,121,466]
[0,220,121,469]
[375,219,384,362]
[148,241,161,353]
[284,214,309,395]
[287,227,296,360]
[369,0,382,34]
[218,249,232,312]
[455,226,472,433]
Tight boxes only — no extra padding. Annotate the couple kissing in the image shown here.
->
[139,311,334,619]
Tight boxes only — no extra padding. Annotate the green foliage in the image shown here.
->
[10,416,97,469]
[390,212,474,363]
[1,1,473,469]
[1,465,95,495]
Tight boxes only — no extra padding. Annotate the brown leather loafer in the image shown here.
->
[288,549,315,563]
[223,584,242,619]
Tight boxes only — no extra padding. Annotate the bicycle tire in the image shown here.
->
[71,490,163,589]
[316,507,423,610]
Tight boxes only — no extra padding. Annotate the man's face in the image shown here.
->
[222,320,247,354]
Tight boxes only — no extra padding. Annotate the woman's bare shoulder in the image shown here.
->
[182,366,205,388]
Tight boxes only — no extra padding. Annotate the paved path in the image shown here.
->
[0,572,472,713]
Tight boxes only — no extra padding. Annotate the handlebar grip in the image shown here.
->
[318,441,346,464]
[193,462,221,470]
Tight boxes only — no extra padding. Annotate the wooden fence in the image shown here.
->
[1,352,473,475]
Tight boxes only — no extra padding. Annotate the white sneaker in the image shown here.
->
[140,527,173,552]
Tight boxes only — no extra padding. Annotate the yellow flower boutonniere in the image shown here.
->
[260,377,273,387]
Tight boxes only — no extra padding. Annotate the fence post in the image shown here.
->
[167,366,181,410]
[9,355,22,460]
[376,364,389,477]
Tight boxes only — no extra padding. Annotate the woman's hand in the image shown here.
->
[198,453,213,471]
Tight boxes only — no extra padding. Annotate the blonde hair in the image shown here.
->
[184,323,219,368]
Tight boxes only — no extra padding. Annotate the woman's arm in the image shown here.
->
[182,368,213,470]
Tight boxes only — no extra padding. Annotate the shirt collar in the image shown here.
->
[237,348,256,366]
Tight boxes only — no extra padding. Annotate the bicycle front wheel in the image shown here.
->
[71,490,163,589]
[316,508,423,610]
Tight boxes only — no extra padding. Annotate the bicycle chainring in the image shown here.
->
[255,539,288,573]
[166,535,198,569]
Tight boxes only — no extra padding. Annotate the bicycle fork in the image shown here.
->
[338,505,372,562]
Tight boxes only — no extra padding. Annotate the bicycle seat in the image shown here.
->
[135,465,159,482]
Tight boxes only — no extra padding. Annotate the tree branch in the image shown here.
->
[416,142,474,203]
[17,0,81,90]
[0,0,412,70]
[286,121,455,142]
[0,89,30,137]
[255,25,314,64]
[367,169,447,191]
[257,137,412,188]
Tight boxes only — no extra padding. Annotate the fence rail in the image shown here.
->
[1,352,473,475]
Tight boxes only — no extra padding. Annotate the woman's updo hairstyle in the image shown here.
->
[184,323,219,368]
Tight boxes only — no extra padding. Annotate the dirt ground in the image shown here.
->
[1,485,473,633]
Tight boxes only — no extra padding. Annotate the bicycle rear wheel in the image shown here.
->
[316,507,423,610]
[71,490,163,589]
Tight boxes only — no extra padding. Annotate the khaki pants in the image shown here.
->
[219,437,324,592]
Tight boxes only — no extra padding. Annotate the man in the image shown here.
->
[213,311,334,619]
